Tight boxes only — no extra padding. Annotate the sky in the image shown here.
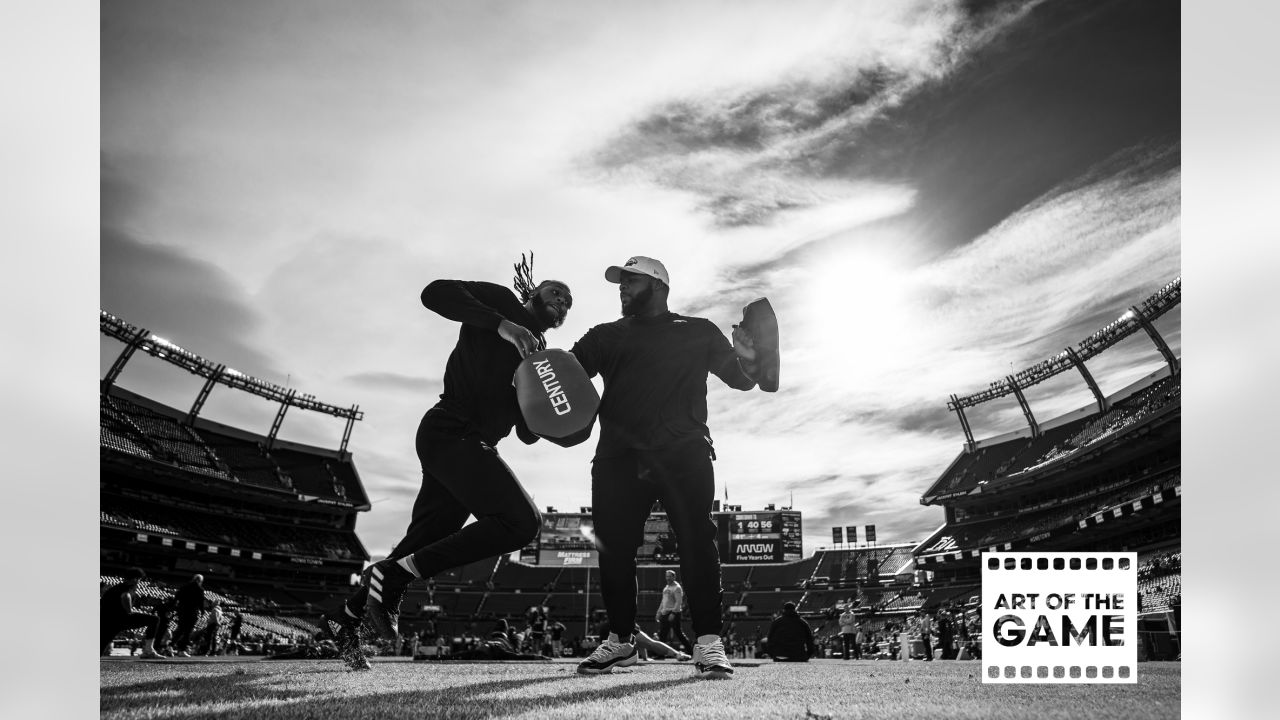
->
[100,0,1180,559]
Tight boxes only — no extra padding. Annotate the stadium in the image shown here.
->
[100,278,1181,719]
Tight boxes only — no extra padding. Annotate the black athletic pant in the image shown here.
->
[592,439,722,639]
[657,611,691,652]
[171,611,199,651]
[841,633,857,659]
[347,415,541,613]
[101,611,159,653]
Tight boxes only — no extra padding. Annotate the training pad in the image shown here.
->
[739,297,780,392]
[514,349,600,447]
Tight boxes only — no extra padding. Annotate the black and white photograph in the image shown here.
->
[76,0,1221,716]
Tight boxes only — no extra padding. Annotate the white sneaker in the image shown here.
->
[692,639,733,679]
[576,636,638,674]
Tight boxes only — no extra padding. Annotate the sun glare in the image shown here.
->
[795,248,919,387]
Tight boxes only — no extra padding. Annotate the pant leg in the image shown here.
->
[103,612,160,650]
[390,418,475,559]
[172,612,198,650]
[669,611,691,652]
[591,451,658,639]
[404,429,542,576]
[647,441,722,638]
[344,429,472,615]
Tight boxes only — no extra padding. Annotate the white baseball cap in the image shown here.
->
[605,256,669,285]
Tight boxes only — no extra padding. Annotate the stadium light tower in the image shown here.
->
[946,277,1179,449]
[101,310,364,454]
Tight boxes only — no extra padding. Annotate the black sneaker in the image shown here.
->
[364,559,414,641]
[322,609,370,671]
[576,635,638,675]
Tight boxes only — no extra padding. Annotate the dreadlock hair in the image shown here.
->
[513,252,568,303]
[513,252,538,303]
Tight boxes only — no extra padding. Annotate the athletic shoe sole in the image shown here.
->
[576,651,639,675]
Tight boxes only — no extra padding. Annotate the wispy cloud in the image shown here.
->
[588,1,1043,227]
[345,372,440,393]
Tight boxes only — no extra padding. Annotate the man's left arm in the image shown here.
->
[706,322,757,390]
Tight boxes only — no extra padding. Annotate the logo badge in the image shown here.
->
[981,552,1136,683]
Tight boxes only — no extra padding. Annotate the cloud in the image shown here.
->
[587,0,1045,228]
[345,372,440,394]
[100,228,281,380]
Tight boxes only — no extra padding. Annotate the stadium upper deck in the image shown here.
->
[101,311,371,608]
[912,278,1180,570]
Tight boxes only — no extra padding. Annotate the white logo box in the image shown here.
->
[981,552,1137,684]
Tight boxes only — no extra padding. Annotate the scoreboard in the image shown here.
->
[521,509,803,566]
[717,510,803,563]
[520,513,598,566]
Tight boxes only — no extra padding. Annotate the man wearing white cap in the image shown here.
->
[570,256,759,679]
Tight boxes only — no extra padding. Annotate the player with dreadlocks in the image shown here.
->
[323,254,573,670]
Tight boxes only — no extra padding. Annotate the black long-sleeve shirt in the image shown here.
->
[568,311,755,458]
[420,280,547,446]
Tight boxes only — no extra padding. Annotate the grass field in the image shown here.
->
[101,657,1180,720]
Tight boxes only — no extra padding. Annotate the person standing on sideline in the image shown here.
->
[919,612,935,661]
[322,257,573,670]
[838,604,858,660]
[170,573,205,657]
[570,256,760,679]
[765,602,815,662]
[100,568,164,658]
[655,570,691,653]
[203,601,224,656]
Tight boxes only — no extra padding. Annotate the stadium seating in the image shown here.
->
[102,391,366,503]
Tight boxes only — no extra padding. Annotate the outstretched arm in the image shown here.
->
[709,322,758,391]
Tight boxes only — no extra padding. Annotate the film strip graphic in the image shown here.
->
[982,552,1137,684]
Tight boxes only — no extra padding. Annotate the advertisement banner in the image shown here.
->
[731,538,780,562]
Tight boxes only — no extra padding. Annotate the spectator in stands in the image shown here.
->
[324,264,574,662]
[570,256,757,679]
[766,602,816,662]
[100,568,164,658]
[838,605,858,660]
[655,570,691,654]
[171,574,205,657]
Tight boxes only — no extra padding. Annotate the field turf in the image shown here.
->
[101,657,1180,719]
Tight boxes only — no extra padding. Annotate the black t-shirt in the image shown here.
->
[421,280,548,446]
[569,312,754,458]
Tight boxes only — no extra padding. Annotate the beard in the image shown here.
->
[530,293,563,329]
[620,285,654,317]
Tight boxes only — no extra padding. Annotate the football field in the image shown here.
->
[100,657,1181,719]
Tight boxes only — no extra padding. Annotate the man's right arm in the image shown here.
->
[423,280,540,357]
[421,280,510,330]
